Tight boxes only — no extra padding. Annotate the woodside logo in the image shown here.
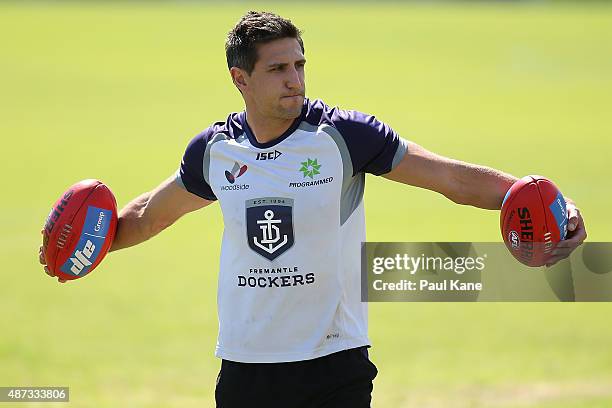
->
[225,161,247,183]
[222,161,249,191]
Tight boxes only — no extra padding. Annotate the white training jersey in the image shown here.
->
[176,98,407,363]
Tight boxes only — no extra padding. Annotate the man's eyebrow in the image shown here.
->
[267,59,307,68]
[267,62,287,68]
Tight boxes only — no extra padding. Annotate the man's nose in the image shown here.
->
[286,67,302,90]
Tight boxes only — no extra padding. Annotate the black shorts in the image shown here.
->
[215,346,378,408]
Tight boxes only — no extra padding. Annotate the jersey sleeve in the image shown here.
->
[331,109,408,176]
[175,129,218,201]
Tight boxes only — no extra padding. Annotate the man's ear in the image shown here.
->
[230,67,248,93]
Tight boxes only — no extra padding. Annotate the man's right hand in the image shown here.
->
[39,229,66,283]
[37,176,211,282]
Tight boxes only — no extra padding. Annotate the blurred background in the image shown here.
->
[1,1,611,407]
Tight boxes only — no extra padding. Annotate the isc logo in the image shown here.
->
[256,150,282,161]
[69,240,96,275]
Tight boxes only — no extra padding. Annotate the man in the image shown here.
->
[39,11,586,408]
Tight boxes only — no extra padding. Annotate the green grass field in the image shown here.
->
[1,2,611,407]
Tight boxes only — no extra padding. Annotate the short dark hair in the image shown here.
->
[226,11,304,74]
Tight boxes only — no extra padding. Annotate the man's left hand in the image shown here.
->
[545,198,587,267]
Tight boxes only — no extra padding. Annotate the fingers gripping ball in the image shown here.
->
[500,175,568,267]
[42,179,118,280]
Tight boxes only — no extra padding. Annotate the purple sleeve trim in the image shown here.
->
[305,99,405,176]
[178,129,217,201]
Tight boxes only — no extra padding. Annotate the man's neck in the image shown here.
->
[245,107,296,145]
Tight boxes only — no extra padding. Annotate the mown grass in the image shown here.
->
[1,2,611,407]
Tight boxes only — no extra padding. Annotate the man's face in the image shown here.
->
[236,37,306,120]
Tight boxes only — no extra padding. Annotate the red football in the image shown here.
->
[500,175,568,267]
[42,179,118,280]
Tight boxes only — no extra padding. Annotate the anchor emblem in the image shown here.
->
[253,209,289,254]
[246,197,294,261]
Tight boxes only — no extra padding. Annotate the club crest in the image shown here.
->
[246,197,294,261]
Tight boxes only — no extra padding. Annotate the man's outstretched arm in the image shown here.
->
[39,176,213,281]
[110,176,214,251]
[384,141,586,265]
[384,141,517,210]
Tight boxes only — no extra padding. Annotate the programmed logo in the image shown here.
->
[60,206,112,276]
[246,197,294,261]
[299,158,321,179]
